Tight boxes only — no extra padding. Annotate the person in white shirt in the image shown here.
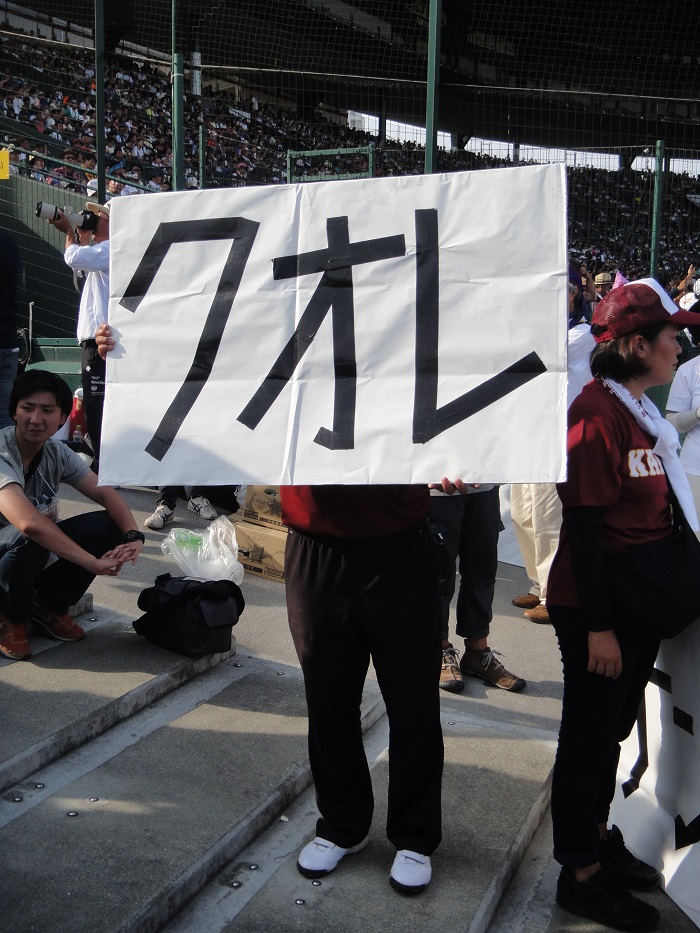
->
[510,278,595,623]
[666,310,700,522]
[46,201,110,471]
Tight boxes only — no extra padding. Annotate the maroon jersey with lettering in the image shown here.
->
[547,378,672,607]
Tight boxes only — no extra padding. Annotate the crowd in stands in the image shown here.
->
[3,25,700,287]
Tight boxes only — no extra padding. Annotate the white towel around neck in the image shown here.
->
[603,378,699,532]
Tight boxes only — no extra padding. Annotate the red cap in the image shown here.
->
[592,278,700,344]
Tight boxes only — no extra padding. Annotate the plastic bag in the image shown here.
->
[161,515,245,585]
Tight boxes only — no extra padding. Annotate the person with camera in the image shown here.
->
[46,199,110,471]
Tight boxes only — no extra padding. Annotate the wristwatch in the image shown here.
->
[124,530,146,544]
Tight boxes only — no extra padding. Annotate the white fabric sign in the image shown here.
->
[101,165,568,486]
[612,630,700,927]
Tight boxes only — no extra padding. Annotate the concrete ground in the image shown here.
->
[0,483,695,932]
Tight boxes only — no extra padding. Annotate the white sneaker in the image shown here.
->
[389,849,432,894]
[144,504,174,530]
[296,835,369,878]
[187,496,217,520]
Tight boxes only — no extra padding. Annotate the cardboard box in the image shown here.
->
[243,485,285,528]
[235,519,287,583]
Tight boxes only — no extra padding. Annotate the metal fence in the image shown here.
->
[2,2,700,338]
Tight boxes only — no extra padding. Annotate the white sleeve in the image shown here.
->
[64,241,110,274]
[667,364,694,413]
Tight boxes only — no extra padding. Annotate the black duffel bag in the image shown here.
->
[133,573,245,657]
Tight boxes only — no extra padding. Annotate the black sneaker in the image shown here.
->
[556,863,660,931]
[600,826,660,891]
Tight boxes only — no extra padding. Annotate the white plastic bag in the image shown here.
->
[161,515,245,585]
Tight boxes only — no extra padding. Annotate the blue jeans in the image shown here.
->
[0,511,122,626]
[0,347,19,429]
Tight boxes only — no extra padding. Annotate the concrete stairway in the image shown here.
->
[0,601,555,933]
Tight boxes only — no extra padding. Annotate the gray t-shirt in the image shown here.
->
[0,426,90,526]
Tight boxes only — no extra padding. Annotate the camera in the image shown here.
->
[36,202,98,232]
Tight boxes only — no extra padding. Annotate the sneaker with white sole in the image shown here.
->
[296,835,368,878]
[390,849,432,894]
[188,496,217,520]
[0,617,31,660]
[144,503,174,530]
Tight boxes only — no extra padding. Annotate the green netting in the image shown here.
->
[2,1,700,335]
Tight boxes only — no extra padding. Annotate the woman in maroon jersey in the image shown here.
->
[547,279,700,932]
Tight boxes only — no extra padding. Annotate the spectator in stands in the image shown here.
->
[593,271,613,303]
[52,148,84,192]
[7,148,21,175]
[28,155,47,181]
[578,263,596,317]
[147,170,163,191]
[666,264,695,304]
[0,371,144,662]
[4,25,700,275]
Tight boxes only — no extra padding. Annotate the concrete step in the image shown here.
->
[0,605,237,794]
[0,631,386,933]
[163,700,556,933]
[488,808,700,933]
[0,507,569,933]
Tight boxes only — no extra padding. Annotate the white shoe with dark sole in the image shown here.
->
[389,849,432,894]
[296,835,368,878]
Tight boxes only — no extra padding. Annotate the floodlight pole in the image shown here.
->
[171,0,185,190]
[424,0,441,174]
[650,139,665,279]
[94,0,105,203]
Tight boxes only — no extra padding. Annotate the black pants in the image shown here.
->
[550,606,660,867]
[81,340,105,470]
[285,520,444,855]
[0,511,122,625]
[156,486,208,510]
[428,488,500,642]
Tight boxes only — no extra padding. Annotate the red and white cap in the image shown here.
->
[591,278,700,344]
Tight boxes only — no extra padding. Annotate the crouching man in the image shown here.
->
[0,371,145,661]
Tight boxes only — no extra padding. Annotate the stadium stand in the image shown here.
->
[2,19,700,286]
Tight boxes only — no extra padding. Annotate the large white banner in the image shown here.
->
[612,631,700,927]
[101,165,568,486]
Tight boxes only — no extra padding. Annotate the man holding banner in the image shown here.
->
[96,163,571,897]
[282,482,444,894]
[95,322,445,893]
